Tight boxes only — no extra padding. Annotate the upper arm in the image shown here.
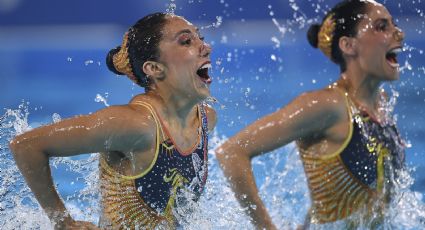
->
[10,105,155,157]
[218,89,345,159]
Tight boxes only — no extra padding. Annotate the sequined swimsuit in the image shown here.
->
[301,91,405,223]
[99,101,209,229]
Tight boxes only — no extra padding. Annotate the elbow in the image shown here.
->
[216,147,233,168]
[9,137,29,167]
[9,135,31,162]
[215,142,237,168]
[9,136,22,158]
[215,145,227,165]
[9,135,50,176]
[9,135,46,161]
[216,142,251,168]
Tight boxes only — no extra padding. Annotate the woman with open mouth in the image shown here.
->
[217,0,406,229]
[10,12,216,229]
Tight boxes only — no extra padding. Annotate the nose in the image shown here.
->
[200,41,212,57]
[393,27,404,42]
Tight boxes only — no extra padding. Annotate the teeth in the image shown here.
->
[199,63,212,70]
[388,62,399,68]
[389,47,402,54]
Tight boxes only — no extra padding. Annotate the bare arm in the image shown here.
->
[216,90,344,229]
[9,105,154,229]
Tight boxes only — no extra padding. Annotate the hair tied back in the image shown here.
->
[106,32,140,85]
[317,13,336,58]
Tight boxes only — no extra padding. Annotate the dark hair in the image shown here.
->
[307,0,370,71]
[106,12,168,88]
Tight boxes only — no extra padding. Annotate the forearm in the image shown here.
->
[217,149,275,229]
[11,143,70,225]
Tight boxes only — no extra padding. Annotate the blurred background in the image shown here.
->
[1,0,424,195]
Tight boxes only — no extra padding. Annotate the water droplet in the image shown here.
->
[84,60,94,66]
[94,94,110,107]
[52,113,62,123]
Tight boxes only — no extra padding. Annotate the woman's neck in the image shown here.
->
[338,69,383,117]
[146,90,198,128]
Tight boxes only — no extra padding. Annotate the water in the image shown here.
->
[0,106,306,229]
[1,0,425,229]
[1,101,425,229]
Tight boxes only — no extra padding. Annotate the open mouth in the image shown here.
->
[385,47,402,68]
[196,63,212,84]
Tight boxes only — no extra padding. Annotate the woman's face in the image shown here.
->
[353,3,404,81]
[156,16,212,101]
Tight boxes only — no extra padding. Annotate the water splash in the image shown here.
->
[52,113,62,123]
[1,103,425,229]
[0,103,46,229]
[84,59,94,66]
[0,104,100,229]
[201,16,223,29]
[271,36,281,49]
[94,93,110,107]
[205,97,226,110]
[166,0,177,15]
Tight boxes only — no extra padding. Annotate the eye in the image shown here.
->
[183,38,192,45]
[179,35,192,45]
[375,20,388,31]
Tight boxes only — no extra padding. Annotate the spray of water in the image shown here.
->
[166,0,177,15]
[94,93,110,107]
[0,103,100,229]
[2,96,425,229]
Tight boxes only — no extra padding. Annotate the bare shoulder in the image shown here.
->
[203,104,217,132]
[264,87,349,136]
[292,87,348,118]
[90,104,158,152]
[88,104,156,154]
[95,104,156,135]
[129,93,150,103]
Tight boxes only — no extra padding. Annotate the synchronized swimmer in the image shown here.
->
[11,13,216,229]
[218,0,405,229]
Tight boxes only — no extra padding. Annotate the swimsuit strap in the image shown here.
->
[131,101,167,141]
[313,87,354,160]
[334,87,357,117]
[100,101,163,180]
[198,103,209,135]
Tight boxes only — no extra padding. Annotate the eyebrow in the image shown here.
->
[174,28,200,39]
[374,17,395,24]
[374,18,388,23]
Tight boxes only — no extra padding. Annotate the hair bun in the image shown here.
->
[106,46,125,75]
[307,24,321,48]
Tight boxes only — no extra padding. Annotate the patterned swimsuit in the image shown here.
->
[301,91,405,224]
[99,101,209,229]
